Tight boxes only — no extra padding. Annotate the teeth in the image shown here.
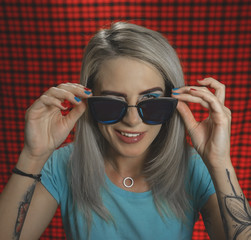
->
[120,132,140,137]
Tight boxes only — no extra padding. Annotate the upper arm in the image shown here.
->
[201,193,226,240]
[20,182,58,240]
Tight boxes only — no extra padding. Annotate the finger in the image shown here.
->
[68,82,85,88]
[57,83,92,98]
[174,85,213,94]
[38,95,67,110]
[45,87,89,106]
[190,89,223,113]
[64,101,87,129]
[172,87,224,113]
[172,88,211,109]
[197,78,225,104]
[176,101,199,135]
[55,84,89,127]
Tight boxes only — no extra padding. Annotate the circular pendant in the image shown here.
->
[123,177,134,188]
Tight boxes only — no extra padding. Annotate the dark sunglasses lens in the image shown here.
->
[89,98,126,124]
[138,99,177,124]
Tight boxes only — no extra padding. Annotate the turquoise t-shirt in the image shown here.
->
[41,144,215,240]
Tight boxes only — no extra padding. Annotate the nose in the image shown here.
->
[122,105,142,126]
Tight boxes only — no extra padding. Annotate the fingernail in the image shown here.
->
[84,87,92,91]
[172,92,180,95]
[84,90,92,95]
[74,96,81,102]
[190,88,197,91]
[172,88,180,91]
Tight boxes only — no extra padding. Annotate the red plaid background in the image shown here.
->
[0,0,250,239]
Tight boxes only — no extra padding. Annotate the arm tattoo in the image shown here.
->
[14,182,36,239]
[223,169,251,240]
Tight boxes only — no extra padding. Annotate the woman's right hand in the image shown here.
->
[21,83,91,162]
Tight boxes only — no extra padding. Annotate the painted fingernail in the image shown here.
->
[74,96,81,102]
[172,92,180,95]
[172,88,180,91]
[84,90,92,95]
[190,88,197,91]
[84,87,92,91]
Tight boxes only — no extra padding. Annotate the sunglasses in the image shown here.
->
[87,96,178,125]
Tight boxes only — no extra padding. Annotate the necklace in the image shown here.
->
[109,162,138,188]
[123,177,134,188]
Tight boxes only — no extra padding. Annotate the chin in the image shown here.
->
[115,146,149,159]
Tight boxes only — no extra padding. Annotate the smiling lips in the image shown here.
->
[115,130,145,144]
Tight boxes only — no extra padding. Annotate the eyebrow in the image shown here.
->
[100,87,164,97]
[100,91,127,97]
[139,87,163,95]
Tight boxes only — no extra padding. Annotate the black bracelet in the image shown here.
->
[12,167,42,182]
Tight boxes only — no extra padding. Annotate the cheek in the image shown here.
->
[151,125,162,138]
[98,124,113,141]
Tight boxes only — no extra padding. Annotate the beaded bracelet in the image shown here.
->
[12,167,42,182]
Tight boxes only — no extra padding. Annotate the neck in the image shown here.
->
[105,150,146,177]
[104,149,149,192]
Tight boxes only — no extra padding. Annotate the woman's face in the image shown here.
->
[95,57,165,160]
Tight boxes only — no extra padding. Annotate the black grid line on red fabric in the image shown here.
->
[0,1,250,239]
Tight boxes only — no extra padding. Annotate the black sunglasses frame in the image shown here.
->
[87,96,178,125]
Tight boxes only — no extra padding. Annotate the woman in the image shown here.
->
[0,22,250,239]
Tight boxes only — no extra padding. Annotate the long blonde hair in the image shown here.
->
[70,22,191,230]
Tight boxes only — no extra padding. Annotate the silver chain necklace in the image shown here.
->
[109,162,139,188]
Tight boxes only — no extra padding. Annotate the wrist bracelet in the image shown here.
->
[12,167,42,182]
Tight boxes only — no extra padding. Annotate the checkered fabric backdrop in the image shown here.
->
[0,0,250,239]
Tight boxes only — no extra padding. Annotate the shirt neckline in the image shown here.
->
[104,174,152,199]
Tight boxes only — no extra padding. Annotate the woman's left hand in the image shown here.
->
[172,77,232,171]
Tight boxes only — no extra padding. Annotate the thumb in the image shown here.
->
[64,101,87,129]
[176,101,198,133]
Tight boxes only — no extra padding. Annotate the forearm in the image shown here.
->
[210,165,251,239]
[0,176,37,239]
[0,151,46,239]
